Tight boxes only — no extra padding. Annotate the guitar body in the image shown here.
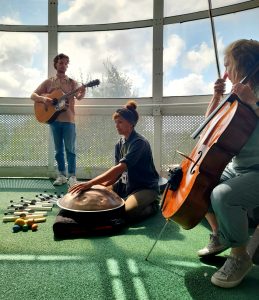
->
[34,89,66,123]
[34,79,100,123]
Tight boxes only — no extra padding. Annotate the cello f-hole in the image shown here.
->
[190,151,203,174]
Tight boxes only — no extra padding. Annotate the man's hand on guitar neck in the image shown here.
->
[75,85,86,100]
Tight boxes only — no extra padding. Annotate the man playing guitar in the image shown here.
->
[31,53,85,187]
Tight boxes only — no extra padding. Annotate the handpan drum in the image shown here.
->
[57,185,125,220]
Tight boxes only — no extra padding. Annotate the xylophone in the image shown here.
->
[2,191,63,233]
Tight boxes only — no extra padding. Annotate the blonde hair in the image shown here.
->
[224,39,259,89]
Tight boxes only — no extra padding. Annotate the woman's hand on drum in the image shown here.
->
[69,181,92,194]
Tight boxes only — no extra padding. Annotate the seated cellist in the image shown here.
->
[197,39,259,288]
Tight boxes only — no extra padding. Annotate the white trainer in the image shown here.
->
[53,175,67,186]
[211,254,253,288]
[68,176,77,187]
[198,233,228,257]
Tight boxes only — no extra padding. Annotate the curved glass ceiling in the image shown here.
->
[0,0,258,98]
[58,0,153,25]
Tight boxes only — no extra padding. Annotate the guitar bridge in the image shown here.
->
[55,99,66,111]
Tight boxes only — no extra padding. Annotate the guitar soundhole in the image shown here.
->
[52,98,58,105]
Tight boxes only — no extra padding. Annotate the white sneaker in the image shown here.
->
[68,176,77,187]
[198,233,229,257]
[53,175,67,186]
[211,254,253,288]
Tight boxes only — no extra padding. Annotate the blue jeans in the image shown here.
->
[50,121,76,177]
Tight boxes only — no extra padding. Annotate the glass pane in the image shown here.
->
[163,18,218,96]
[164,0,208,17]
[0,32,48,97]
[58,0,153,25]
[212,0,251,9]
[58,28,152,97]
[214,7,259,92]
[0,0,47,25]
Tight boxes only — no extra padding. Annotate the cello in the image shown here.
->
[161,61,259,230]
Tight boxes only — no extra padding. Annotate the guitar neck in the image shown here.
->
[60,85,82,101]
[60,80,99,101]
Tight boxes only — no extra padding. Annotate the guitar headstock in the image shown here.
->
[85,79,100,88]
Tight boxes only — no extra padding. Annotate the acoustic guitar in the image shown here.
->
[34,79,100,123]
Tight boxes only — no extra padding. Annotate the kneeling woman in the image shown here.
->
[69,100,160,223]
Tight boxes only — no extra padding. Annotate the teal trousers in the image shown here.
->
[211,163,259,247]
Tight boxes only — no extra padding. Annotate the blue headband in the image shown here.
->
[116,108,138,126]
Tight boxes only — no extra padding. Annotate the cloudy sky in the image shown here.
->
[0,0,258,98]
